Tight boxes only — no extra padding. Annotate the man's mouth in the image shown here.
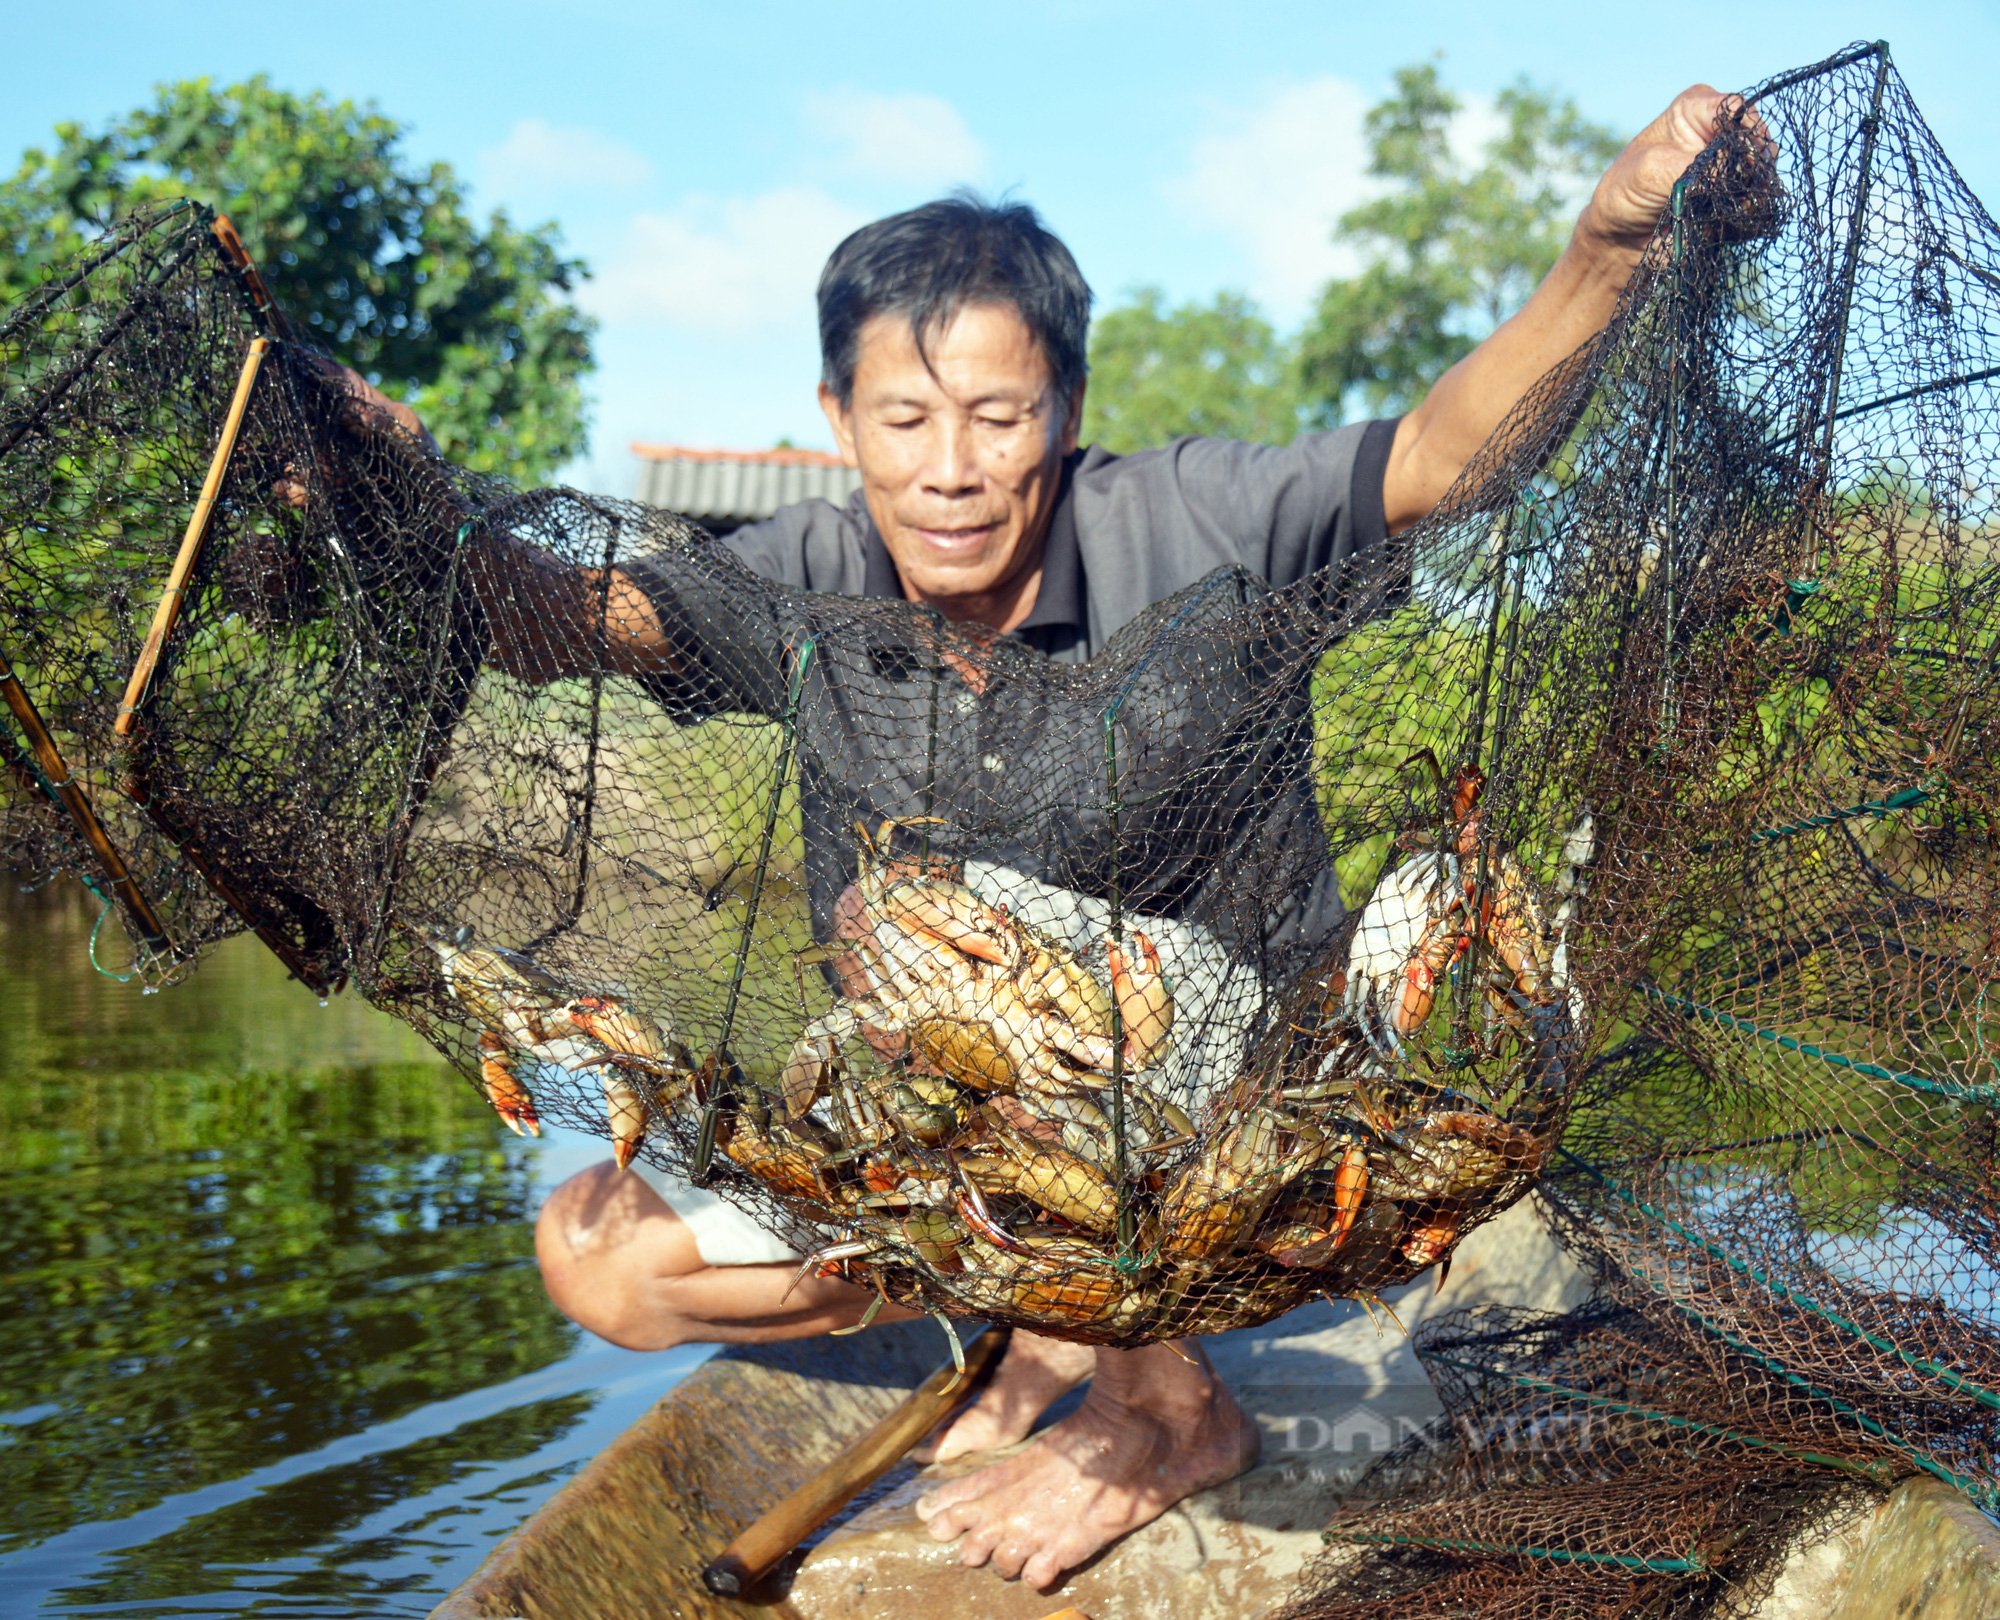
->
[903,521,1002,553]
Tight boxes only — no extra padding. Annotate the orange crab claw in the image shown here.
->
[1330,1142,1369,1247]
[1392,925,1470,1039]
[566,994,669,1067]
[477,1032,541,1137]
[1452,767,1486,855]
[1106,926,1173,1067]
[605,1075,650,1171]
[1401,1203,1465,1268]
[878,887,1009,964]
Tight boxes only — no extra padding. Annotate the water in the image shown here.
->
[0,885,708,1617]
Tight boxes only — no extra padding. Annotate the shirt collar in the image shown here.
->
[857,451,1085,639]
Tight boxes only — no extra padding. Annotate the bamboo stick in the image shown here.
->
[209,215,295,341]
[115,336,269,738]
[0,652,168,950]
[701,1324,1009,1596]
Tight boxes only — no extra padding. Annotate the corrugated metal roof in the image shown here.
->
[631,443,863,529]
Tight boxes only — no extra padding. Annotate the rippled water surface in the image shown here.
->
[0,886,705,1616]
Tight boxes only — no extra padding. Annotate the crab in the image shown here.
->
[430,927,693,1169]
[1159,1106,1340,1261]
[779,819,1174,1118]
[1343,760,1591,1061]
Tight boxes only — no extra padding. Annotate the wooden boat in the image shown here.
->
[428,1203,2000,1620]
[429,1320,947,1620]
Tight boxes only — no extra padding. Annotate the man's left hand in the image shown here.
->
[1576,85,1768,261]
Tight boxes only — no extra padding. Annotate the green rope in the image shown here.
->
[1321,1530,1709,1574]
[1761,576,1823,639]
[1746,783,1930,845]
[5,727,141,982]
[1692,783,1930,853]
[87,892,137,983]
[1637,981,1997,1104]
[1556,1148,2000,1415]
[1653,1292,1996,1513]
[1420,1351,1898,1485]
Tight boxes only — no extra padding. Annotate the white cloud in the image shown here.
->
[583,186,868,332]
[1165,77,1377,320]
[1165,77,1513,322]
[481,118,655,194]
[802,89,987,187]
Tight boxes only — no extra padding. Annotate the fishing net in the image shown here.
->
[1273,38,2000,1620]
[2,65,1997,1605]
[0,208,1599,1350]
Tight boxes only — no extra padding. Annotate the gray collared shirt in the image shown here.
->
[624,422,1399,956]
[715,421,1398,661]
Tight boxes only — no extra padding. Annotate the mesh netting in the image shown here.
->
[0,202,1602,1349]
[1273,39,2000,1618]
[3,47,1998,1602]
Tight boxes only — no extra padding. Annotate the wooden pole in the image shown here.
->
[209,215,295,341]
[0,652,169,951]
[701,1324,1009,1596]
[115,336,269,738]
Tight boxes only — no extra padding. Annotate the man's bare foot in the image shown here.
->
[916,1330,1096,1464]
[915,1340,1258,1590]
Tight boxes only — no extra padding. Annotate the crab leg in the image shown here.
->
[932,1311,968,1393]
[952,1175,1036,1256]
[780,1238,875,1304]
[476,1032,541,1137]
[829,1286,886,1337]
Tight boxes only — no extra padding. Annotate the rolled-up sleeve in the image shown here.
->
[1068,419,1401,644]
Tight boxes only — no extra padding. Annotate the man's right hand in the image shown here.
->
[298,353,439,452]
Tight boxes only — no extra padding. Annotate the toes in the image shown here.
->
[931,1411,1003,1463]
[988,1536,1033,1580]
[955,1520,1003,1569]
[919,1498,983,1545]
[1020,1548,1068,1590]
[914,1480,969,1520]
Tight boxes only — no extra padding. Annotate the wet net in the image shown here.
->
[1,56,1996,1580]
[1270,39,2000,1620]
[0,215,1596,1351]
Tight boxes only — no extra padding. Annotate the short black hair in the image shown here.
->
[817,192,1093,409]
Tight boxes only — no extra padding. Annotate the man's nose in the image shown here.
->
[921,418,981,496]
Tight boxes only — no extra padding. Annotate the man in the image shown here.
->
[346,84,1728,1591]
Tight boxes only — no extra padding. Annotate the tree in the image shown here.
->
[0,77,594,483]
[1082,288,1300,452]
[1298,63,1623,425]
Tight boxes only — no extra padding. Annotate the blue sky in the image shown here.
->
[6,2,1996,490]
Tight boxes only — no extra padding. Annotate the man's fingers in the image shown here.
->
[297,350,432,446]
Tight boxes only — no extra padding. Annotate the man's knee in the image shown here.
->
[534,1160,704,1350]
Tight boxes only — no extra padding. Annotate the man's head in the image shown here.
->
[816,195,1092,628]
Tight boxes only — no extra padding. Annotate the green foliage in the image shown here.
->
[0,76,594,482]
[1082,287,1300,452]
[1299,62,1624,424]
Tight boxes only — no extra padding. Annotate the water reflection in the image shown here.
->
[0,885,699,1616]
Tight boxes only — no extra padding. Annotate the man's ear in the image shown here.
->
[1061,382,1086,454]
[818,383,860,467]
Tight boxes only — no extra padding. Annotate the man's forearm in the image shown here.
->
[1380,84,1734,534]
[1382,229,1643,533]
[472,536,679,684]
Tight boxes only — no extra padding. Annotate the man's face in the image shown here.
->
[819,302,1081,622]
